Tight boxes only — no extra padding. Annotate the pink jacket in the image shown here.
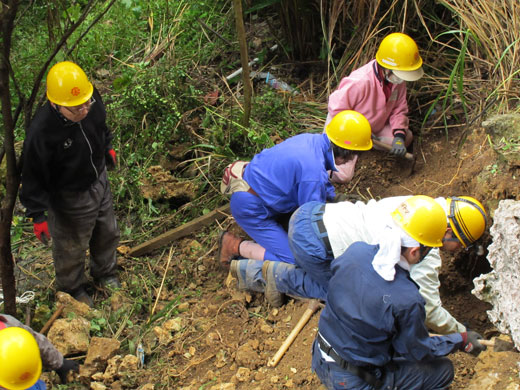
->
[327,60,409,135]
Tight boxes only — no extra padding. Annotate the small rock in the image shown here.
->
[235,367,251,382]
[209,384,235,390]
[270,375,279,384]
[90,382,107,390]
[163,317,183,332]
[178,302,190,312]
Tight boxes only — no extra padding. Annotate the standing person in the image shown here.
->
[326,32,424,183]
[20,61,120,307]
[312,196,486,390]
[0,315,78,389]
[230,195,487,334]
[217,110,372,267]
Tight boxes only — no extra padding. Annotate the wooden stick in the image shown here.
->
[127,204,231,257]
[268,300,321,367]
[40,305,64,335]
[372,138,414,161]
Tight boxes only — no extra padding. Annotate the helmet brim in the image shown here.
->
[393,67,424,82]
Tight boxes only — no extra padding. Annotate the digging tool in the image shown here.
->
[430,333,517,352]
[40,305,64,335]
[268,299,321,367]
[478,338,517,352]
[372,138,414,161]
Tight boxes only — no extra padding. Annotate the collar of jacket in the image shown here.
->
[322,133,338,172]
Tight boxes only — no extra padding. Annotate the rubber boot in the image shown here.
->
[216,231,243,268]
[72,287,94,308]
[261,260,286,308]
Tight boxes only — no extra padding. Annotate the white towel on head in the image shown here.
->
[372,217,420,281]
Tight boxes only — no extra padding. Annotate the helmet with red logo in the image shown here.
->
[46,61,93,106]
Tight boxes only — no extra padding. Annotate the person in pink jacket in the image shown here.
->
[326,32,424,183]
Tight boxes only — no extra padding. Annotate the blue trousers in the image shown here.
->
[230,191,295,263]
[27,379,47,390]
[311,339,454,390]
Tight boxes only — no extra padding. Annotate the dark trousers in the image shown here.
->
[48,169,119,293]
[311,339,454,390]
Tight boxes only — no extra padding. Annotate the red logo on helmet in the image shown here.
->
[71,87,81,96]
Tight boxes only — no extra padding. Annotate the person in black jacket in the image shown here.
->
[20,61,120,307]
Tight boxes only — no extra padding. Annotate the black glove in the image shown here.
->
[390,134,407,157]
[460,331,487,357]
[333,193,348,203]
[55,359,79,383]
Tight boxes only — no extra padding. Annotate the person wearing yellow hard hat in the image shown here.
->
[311,195,486,390]
[217,110,372,270]
[230,195,487,335]
[19,61,121,307]
[325,32,424,183]
[0,315,78,389]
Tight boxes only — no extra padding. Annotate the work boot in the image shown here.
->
[261,260,286,308]
[97,275,121,290]
[216,231,243,268]
[72,288,94,308]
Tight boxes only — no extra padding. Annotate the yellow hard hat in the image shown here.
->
[391,195,447,247]
[46,61,93,107]
[447,196,487,248]
[0,327,42,390]
[326,110,372,151]
[376,33,424,81]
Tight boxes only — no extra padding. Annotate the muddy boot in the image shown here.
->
[72,288,94,308]
[216,231,243,268]
[261,260,286,308]
[97,275,121,290]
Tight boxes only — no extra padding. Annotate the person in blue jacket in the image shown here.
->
[312,196,486,390]
[217,110,372,267]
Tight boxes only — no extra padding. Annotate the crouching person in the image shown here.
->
[0,315,78,389]
[313,196,486,389]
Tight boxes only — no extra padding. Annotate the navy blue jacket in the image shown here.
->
[20,89,113,222]
[319,242,463,367]
[243,133,336,214]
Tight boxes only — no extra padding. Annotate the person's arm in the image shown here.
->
[410,250,467,334]
[391,301,463,361]
[297,180,331,205]
[0,314,63,370]
[19,134,51,223]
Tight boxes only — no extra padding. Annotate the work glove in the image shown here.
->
[460,331,487,357]
[55,358,79,383]
[33,221,51,245]
[390,134,407,157]
[106,148,117,170]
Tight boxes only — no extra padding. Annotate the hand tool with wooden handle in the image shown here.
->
[430,333,516,352]
[268,299,321,367]
[372,138,414,161]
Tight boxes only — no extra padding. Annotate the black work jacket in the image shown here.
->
[20,89,113,222]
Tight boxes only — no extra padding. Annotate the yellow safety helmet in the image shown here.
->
[46,61,93,107]
[326,110,372,151]
[446,196,487,248]
[376,33,424,81]
[0,327,42,390]
[391,195,447,247]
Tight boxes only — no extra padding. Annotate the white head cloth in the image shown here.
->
[371,216,420,281]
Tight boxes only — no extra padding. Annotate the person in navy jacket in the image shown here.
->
[313,196,486,389]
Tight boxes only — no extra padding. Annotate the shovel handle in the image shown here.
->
[372,138,414,161]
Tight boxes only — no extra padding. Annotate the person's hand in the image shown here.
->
[460,331,487,357]
[106,149,117,170]
[55,358,79,383]
[33,221,50,245]
[390,134,407,157]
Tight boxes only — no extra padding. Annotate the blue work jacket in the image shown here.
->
[319,242,463,367]
[243,133,336,214]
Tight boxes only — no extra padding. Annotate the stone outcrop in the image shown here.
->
[473,199,520,349]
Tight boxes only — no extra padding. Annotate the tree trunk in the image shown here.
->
[0,0,20,315]
[233,0,252,127]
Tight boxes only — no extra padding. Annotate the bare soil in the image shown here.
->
[115,122,519,389]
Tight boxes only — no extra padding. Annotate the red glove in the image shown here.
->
[34,221,51,244]
[108,149,116,165]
